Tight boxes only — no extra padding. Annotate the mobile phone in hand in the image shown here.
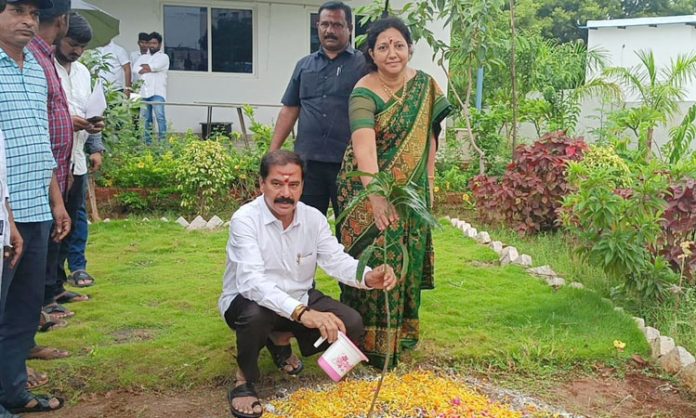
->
[87,116,104,124]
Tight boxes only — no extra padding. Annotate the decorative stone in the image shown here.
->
[658,346,696,374]
[569,281,584,289]
[514,254,533,267]
[465,228,478,238]
[527,265,557,278]
[206,215,225,230]
[633,317,645,329]
[450,217,459,226]
[223,221,231,227]
[680,363,696,392]
[644,326,660,343]
[651,335,676,359]
[546,277,566,288]
[103,218,111,223]
[490,241,504,255]
[175,217,189,227]
[614,306,624,313]
[87,220,92,225]
[142,217,150,222]
[475,231,491,244]
[187,216,207,231]
[500,246,519,265]
[160,217,169,222]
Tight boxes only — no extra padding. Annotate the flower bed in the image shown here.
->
[265,371,523,418]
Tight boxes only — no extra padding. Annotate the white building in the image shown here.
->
[87,0,450,134]
[574,15,696,145]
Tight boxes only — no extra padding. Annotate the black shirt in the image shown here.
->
[281,46,367,163]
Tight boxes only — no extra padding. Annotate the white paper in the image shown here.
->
[85,80,107,119]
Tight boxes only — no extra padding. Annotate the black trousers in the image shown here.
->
[224,289,364,384]
[300,160,341,216]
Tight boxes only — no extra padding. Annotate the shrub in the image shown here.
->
[105,151,178,188]
[661,178,696,282]
[562,162,675,301]
[174,139,234,216]
[576,144,632,188]
[470,131,587,234]
[115,191,149,213]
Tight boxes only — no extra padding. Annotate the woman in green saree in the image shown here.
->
[336,17,452,368]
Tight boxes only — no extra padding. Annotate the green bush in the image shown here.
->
[174,139,234,216]
[574,144,631,188]
[105,151,178,188]
[115,191,149,213]
[562,162,676,302]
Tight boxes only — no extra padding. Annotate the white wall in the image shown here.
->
[89,0,450,134]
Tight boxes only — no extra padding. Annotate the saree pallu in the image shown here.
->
[336,70,452,368]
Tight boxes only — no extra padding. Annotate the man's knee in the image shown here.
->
[228,300,276,332]
[342,306,364,343]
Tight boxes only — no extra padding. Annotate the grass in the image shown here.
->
[33,219,649,397]
[475,223,696,357]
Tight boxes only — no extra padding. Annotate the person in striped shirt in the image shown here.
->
[0,0,70,414]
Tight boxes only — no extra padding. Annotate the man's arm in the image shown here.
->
[228,217,302,319]
[269,106,300,151]
[49,174,70,242]
[123,62,132,92]
[5,200,23,268]
[149,54,170,72]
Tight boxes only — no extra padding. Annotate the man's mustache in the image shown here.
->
[274,197,295,205]
[324,35,338,40]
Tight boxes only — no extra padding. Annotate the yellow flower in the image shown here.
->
[137,162,145,168]
[434,186,440,193]
[462,194,470,202]
[613,340,626,351]
[680,241,694,258]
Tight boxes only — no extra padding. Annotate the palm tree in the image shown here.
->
[604,50,696,158]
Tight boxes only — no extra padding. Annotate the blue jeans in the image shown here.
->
[55,175,88,297]
[0,221,52,408]
[141,95,167,144]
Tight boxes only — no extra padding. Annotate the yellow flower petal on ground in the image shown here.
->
[264,371,522,418]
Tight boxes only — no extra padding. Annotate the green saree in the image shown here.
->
[336,70,452,368]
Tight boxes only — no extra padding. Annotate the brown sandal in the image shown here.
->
[28,345,70,360]
[26,367,48,390]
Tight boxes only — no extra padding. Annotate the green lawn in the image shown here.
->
[33,219,649,396]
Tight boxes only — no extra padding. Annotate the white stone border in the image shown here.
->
[445,216,696,393]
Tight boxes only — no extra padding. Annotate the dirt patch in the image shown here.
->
[44,367,696,418]
[547,367,696,417]
[111,329,155,344]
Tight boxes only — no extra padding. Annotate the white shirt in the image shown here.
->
[55,59,91,176]
[218,196,372,319]
[129,50,143,83]
[133,50,169,99]
[96,41,130,90]
[0,129,11,249]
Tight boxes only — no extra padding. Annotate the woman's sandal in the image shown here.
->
[265,339,304,375]
[26,367,48,390]
[228,382,263,418]
[67,270,95,288]
[7,394,64,413]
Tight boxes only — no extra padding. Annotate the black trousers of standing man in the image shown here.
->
[224,288,364,384]
[299,160,341,217]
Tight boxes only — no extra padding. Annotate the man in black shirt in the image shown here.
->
[270,1,366,216]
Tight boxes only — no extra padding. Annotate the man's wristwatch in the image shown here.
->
[291,304,308,322]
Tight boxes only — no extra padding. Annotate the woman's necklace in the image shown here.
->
[378,72,407,105]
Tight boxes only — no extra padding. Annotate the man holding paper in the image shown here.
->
[51,12,105,308]
[219,150,397,418]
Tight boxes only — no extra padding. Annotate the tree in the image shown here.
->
[604,50,696,158]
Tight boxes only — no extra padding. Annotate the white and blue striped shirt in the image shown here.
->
[0,48,56,223]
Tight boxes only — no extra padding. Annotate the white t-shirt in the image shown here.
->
[55,59,92,176]
[130,50,143,83]
[96,41,130,90]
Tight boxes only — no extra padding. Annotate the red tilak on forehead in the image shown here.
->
[283,175,290,183]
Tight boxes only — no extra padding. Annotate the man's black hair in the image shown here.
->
[138,32,149,41]
[317,1,352,28]
[0,0,6,13]
[38,0,69,23]
[66,12,92,44]
[260,150,305,180]
[149,31,162,44]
